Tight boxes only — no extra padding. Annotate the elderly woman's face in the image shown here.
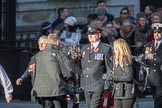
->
[139,17,147,26]
[151,15,161,23]
[123,24,132,32]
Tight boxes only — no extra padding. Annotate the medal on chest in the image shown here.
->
[145,47,153,59]
[95,53,104,60]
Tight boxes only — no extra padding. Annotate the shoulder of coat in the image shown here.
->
[103,43,113,48]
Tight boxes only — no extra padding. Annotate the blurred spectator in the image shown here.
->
[157,8,162,17]
[118,7,135,25]
[112,18,122,38]
[59,16,81,53]
[144,5,156,25]
[96,8,111,26]
[147,12,162,42]
[40,21,52,36]
[136,12,146,25]
[82,13,98,34]
[101,22,118,45]
[120,19,136,54]
[51,7,69,30]
[81,13,98,44]
[126,6,136,23]
[96,0,114,22]
[151,12,162,23]
[134,15,151,55]
[128,6,134,18]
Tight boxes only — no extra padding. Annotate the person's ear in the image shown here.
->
[98,33,102,38]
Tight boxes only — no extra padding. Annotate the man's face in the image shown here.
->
[145,6,152,15]
[154,30,162,41]
[62,9,69,19]
[88,33,101,43]
[120,10,129,20]
[38,38,47,50]
[97,2,106,9]
[97,15,105,21]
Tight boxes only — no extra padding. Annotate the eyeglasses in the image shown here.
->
[120,12,128,15]
[154,30,161,33]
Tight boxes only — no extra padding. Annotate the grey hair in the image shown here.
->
[38,35,47,43]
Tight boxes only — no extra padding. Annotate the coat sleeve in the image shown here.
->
[65,32,80,45]
[105,45,113,74]
[57,52,75,81]
[0,65,13,98]
[20,55,36,80]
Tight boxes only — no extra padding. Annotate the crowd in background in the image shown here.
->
[39,1,162,57]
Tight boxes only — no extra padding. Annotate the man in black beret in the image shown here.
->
[142,23,162,108]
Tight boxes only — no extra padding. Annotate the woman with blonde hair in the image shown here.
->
[107,39,135,108]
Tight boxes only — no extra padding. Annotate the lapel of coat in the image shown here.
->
[155,42,162,52]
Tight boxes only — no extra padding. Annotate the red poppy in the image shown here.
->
[94,48,100,53]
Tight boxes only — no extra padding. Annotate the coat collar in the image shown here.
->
[45,43,59,50]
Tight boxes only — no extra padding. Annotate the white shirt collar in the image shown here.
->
[155,39,162,47]
[91,40,100,48]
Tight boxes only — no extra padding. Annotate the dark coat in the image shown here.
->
[134,25,150,55]
[80,42,113,92]
[120,27,136,55]
[110,64,135,99]
[51,17,64,30]
[32,44,74,97]
[20,55,36,84]
[144,41,162,87]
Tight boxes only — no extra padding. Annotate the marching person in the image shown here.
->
[80,26,113,108]
[141,23,162,108]
[32,32,75,108]
[107,39,135,108]
[16,35,47,86]
[16,35,47,108]
[0,64,13,103]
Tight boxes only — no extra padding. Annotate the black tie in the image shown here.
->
[155,42,158,49]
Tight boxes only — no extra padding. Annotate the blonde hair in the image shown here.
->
[113,39,132,67]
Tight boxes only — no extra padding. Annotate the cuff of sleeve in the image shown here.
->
[5,93,12,98]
